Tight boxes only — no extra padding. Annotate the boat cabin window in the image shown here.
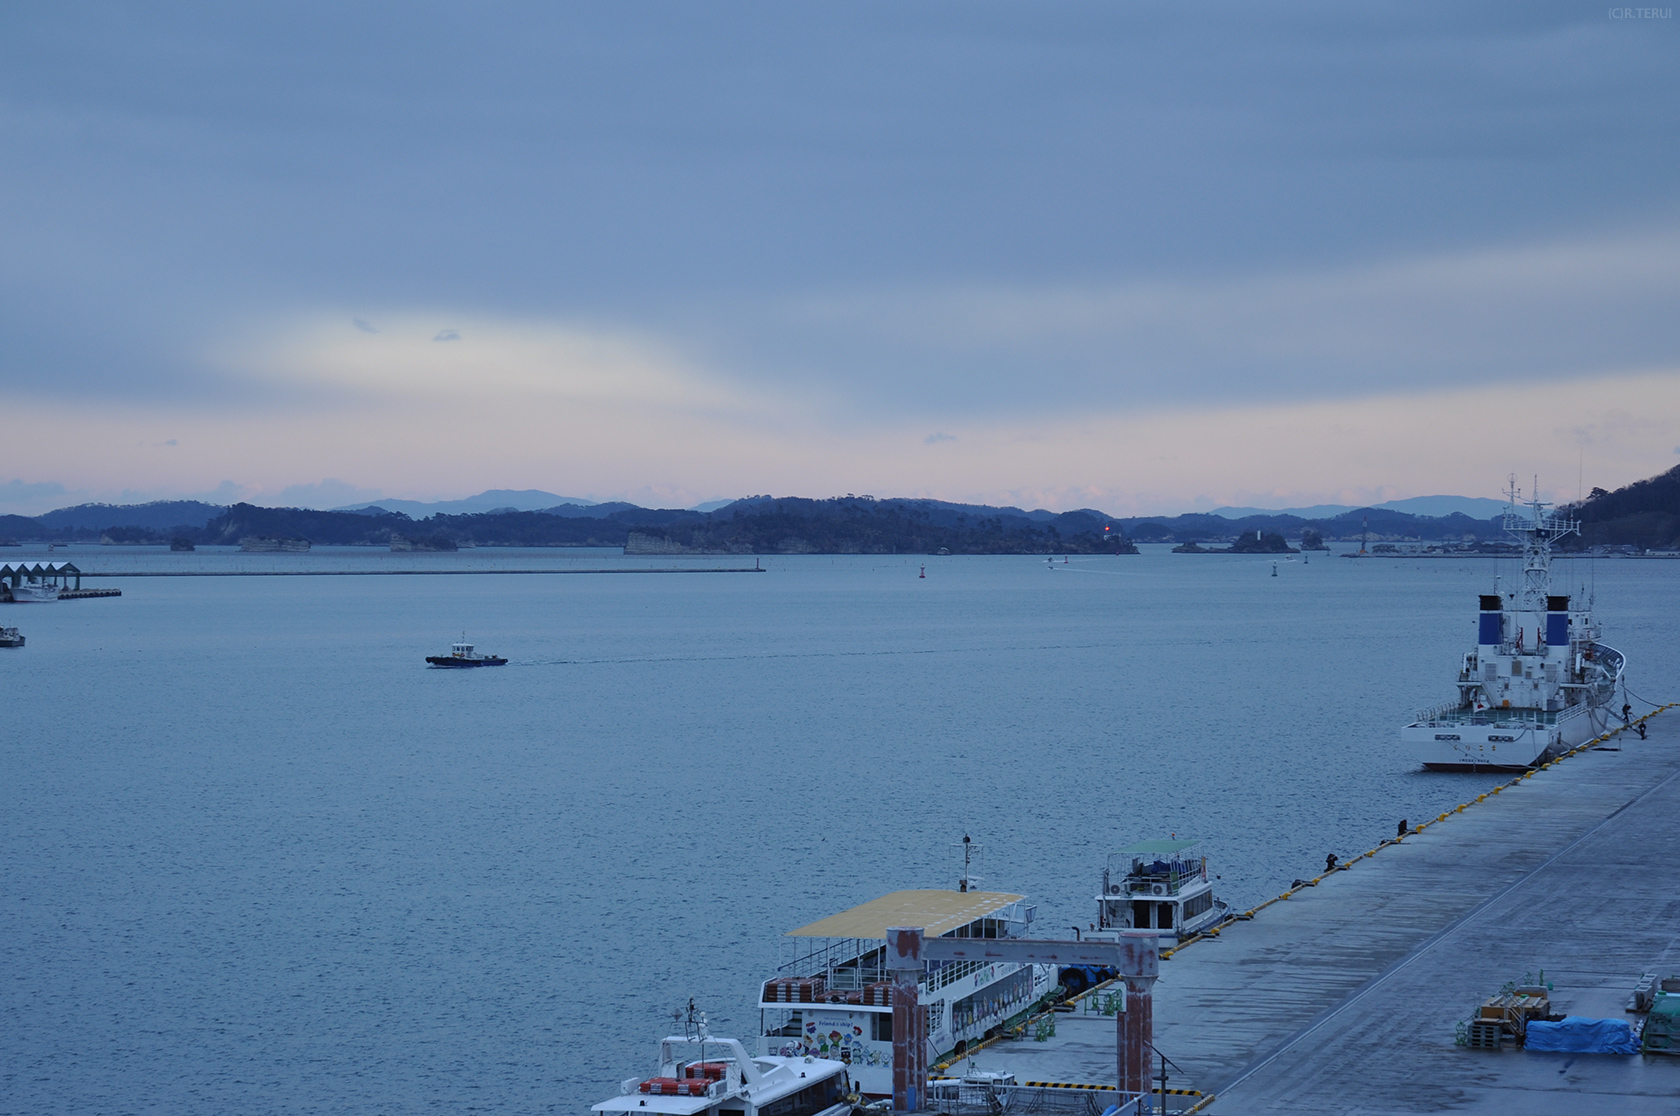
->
[872,1012,893,1041]
[1157,903,1173,929]
[759,1077,846,1116]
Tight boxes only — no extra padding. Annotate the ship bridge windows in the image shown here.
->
[1183,892,1213,919]
[952,918,1003,939]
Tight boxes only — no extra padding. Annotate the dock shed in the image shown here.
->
[1,560,82,591]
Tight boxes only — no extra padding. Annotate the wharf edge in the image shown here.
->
[953,705,1679,1113]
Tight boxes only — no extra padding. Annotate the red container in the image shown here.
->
[640,1078,684,1095]
[685,1062,729,1081]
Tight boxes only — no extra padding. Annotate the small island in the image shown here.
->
[1174,530,1299,554]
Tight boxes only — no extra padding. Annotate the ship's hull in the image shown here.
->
[425,656,507,667]
[9,584,61,602]
[1402,703,1609,771]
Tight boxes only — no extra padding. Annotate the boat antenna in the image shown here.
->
[957,835,981,893]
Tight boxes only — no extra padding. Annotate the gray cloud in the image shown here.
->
[924,432,957,444]
[0,2,1675,423]
[353,318,379,333]
[0,478,80,516]
[432,329,461,342]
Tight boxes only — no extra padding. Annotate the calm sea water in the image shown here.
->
[4,545,1676,1114]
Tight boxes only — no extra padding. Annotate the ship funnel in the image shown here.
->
[1478,595,1502,646]
[1546,595,1570,648]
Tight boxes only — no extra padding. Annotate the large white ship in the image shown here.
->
[757,888,1055,1098]
[1401,482,1624,771]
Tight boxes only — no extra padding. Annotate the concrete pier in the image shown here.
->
[961,709,1680,1112]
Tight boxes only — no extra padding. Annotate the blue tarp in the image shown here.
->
[1524,1016,1640,1054]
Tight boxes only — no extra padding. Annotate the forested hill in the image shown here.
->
[1568,464,1680,549]
[0,492,1515,553]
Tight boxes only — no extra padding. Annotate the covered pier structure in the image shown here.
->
[1,560,81,595]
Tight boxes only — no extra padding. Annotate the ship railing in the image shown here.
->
[1414,699,1469,725]
[927,958,994,991]
[822,966,888,991]
[1123,869,1205,896]
[928,1081,1147,1116]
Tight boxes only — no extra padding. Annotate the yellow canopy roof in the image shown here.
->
[787,889,1023,940]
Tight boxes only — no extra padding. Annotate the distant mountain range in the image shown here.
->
[4,470,1673,552]
[332,489,596,517]
[1208,495,1510,519]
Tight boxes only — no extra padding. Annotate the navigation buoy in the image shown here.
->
[919,564,926,579]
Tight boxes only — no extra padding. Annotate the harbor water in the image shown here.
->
[3,545,1677,1114]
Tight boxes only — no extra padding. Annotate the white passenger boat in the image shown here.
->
[758,889,1054,1098]
[1401,482,1624,771]
[594,1011,852,1116]
[1092,839,1228,942]
[9,580,61,602]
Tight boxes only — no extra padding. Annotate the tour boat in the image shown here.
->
[1401,481,1624,771]
[757,887,1054,1097]
[1092,839,1228,942]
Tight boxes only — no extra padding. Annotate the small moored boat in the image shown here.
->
[594,1008,852,1116]
[0,626,23,647]
[1093,838,1228,942]
[425,639,507,668]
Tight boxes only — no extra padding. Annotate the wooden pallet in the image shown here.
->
[1467,1020,1504,1050]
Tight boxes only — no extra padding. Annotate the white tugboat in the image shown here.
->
[1092,839,1229,942]
[595,1004,852,1116]
[757,848,1055,1099]
[1401,480,1624,771]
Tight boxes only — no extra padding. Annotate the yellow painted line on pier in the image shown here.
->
[1159,705,1676,963]
[932,1078,1201,1097]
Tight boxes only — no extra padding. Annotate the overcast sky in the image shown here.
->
[3,2,1678,514]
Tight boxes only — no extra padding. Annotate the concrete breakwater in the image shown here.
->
[78,566,765,577]
[963,707,1680,1112]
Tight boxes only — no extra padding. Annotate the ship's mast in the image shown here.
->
[1500,474,1577,613]
[957,834,981,893]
